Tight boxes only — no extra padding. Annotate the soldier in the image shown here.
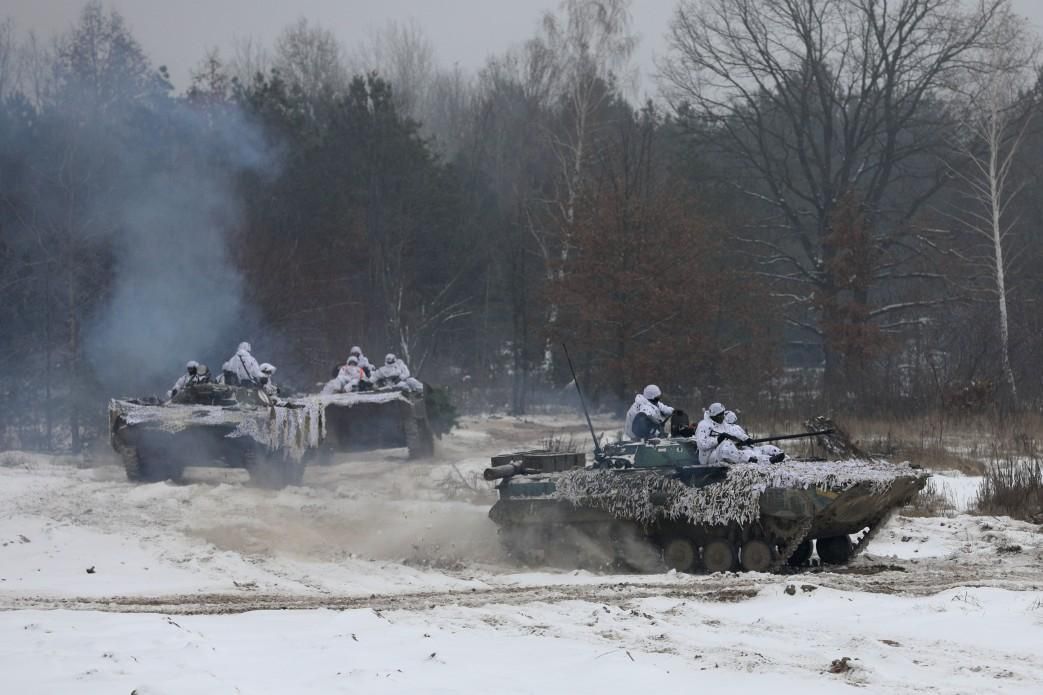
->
[169,360,199,399]
[337,356,366,391]
[695,402,729,464]
[624,385,675,440]
[723,410,785,463]
[349,346,374,376]
[258,363,279,397]
[222,341,263,386]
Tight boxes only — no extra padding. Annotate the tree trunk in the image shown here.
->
[990,147,1018,406]
[67,268,80,454]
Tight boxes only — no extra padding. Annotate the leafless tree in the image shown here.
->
[348,19,435,118]
[661,0,1006,404]
[273,18,347,98]
[0,18,18,100]
[947,6,1039,405]
[524,0,636,371]
[530,0,635,267]
[228,35,270,86]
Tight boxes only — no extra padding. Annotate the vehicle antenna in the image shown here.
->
[562,343,603,460]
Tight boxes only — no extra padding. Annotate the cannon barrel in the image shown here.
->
[484,463,527,481]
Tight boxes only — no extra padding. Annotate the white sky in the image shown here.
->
[5,1,1043,95]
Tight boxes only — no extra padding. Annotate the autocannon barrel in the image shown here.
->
[483,463,526,481]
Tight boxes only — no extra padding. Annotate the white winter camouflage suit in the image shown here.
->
[223,342,263,384]
[374,357,423,393]
[624,394,674,440]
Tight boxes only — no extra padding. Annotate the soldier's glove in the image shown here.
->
[717,432,730,444]
[743,437,754,446]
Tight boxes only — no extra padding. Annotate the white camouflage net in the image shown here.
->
[111,391,410,462]
[549,459,925,527]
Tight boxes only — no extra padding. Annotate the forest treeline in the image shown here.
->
[1,0,1041,451]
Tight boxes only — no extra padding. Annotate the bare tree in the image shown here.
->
[948,6,1039,405]
[0,18,17,100]
[349,19,435,118]
[524,0,636,371]
[228,35,270,86]
[661,0,1006,405]
[273,18,347,98]
[530,0,635,268]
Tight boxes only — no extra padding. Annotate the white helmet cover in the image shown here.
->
[707,402,726,417]
[186,360,199,369]
[260,363,276,375]
[724,410,737,424]
[385,353,396,364]
[642,384,662,401]
[238,342,252,353]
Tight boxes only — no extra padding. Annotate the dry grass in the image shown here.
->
[747,412,1041,473]
[905,478,958,518]
[539,433,580,453]
[974,456,1043,523]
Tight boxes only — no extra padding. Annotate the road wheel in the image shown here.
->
[816,535,854,565]
[614,524,662,572]
[501,526,545,566]
[702,539,738,573]
[740,539,775,573]
[662,536,698,573]
[787,540,814,567]
[245,449,294,489]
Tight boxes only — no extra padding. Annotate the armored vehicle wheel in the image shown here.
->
[121,447,183,483]
[501,526,545,566]
[816,535,854,565]
[702,539,737,573]
[614,524,662,572]
[662,537,698,573]
[740,539,774,573]
[787,539,814,567]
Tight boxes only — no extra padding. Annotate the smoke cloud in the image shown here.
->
[82,103,275,396]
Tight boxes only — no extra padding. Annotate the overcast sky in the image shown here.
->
[6,0,1043,94]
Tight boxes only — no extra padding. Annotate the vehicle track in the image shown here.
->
[6,556,1040,615]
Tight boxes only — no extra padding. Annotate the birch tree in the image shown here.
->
[949,7,1038,405]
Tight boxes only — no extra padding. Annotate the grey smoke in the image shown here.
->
[83,103,276,396]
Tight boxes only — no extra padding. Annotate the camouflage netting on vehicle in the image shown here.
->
[110,391,409,462]
[551,459,925,528]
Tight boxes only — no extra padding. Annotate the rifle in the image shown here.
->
[720,429,835,446]
[238,353,259,387]
[562,343,603,462]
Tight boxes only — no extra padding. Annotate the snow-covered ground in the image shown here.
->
[2,415,1043,694]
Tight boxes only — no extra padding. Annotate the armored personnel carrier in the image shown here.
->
[486,436,928,573]
[109,382,437,487]
[109,382,319,488]
[308,389,436,463]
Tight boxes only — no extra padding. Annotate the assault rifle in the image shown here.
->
[718,428,835,446]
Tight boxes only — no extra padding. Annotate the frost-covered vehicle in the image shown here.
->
[109,383,438,486]
[308,388,436,463]
[109,382,321,488]
[485,433,928,574]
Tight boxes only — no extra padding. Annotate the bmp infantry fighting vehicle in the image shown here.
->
[486,438,928,573]
[109,383,436,488]
[485,354,929,574]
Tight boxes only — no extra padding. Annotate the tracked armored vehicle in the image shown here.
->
[109,382,319,488]
[309,389,436,463]
[486,436,928,573]
[109,383,437,487]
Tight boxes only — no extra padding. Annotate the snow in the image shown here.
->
[2,417,1043,693]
